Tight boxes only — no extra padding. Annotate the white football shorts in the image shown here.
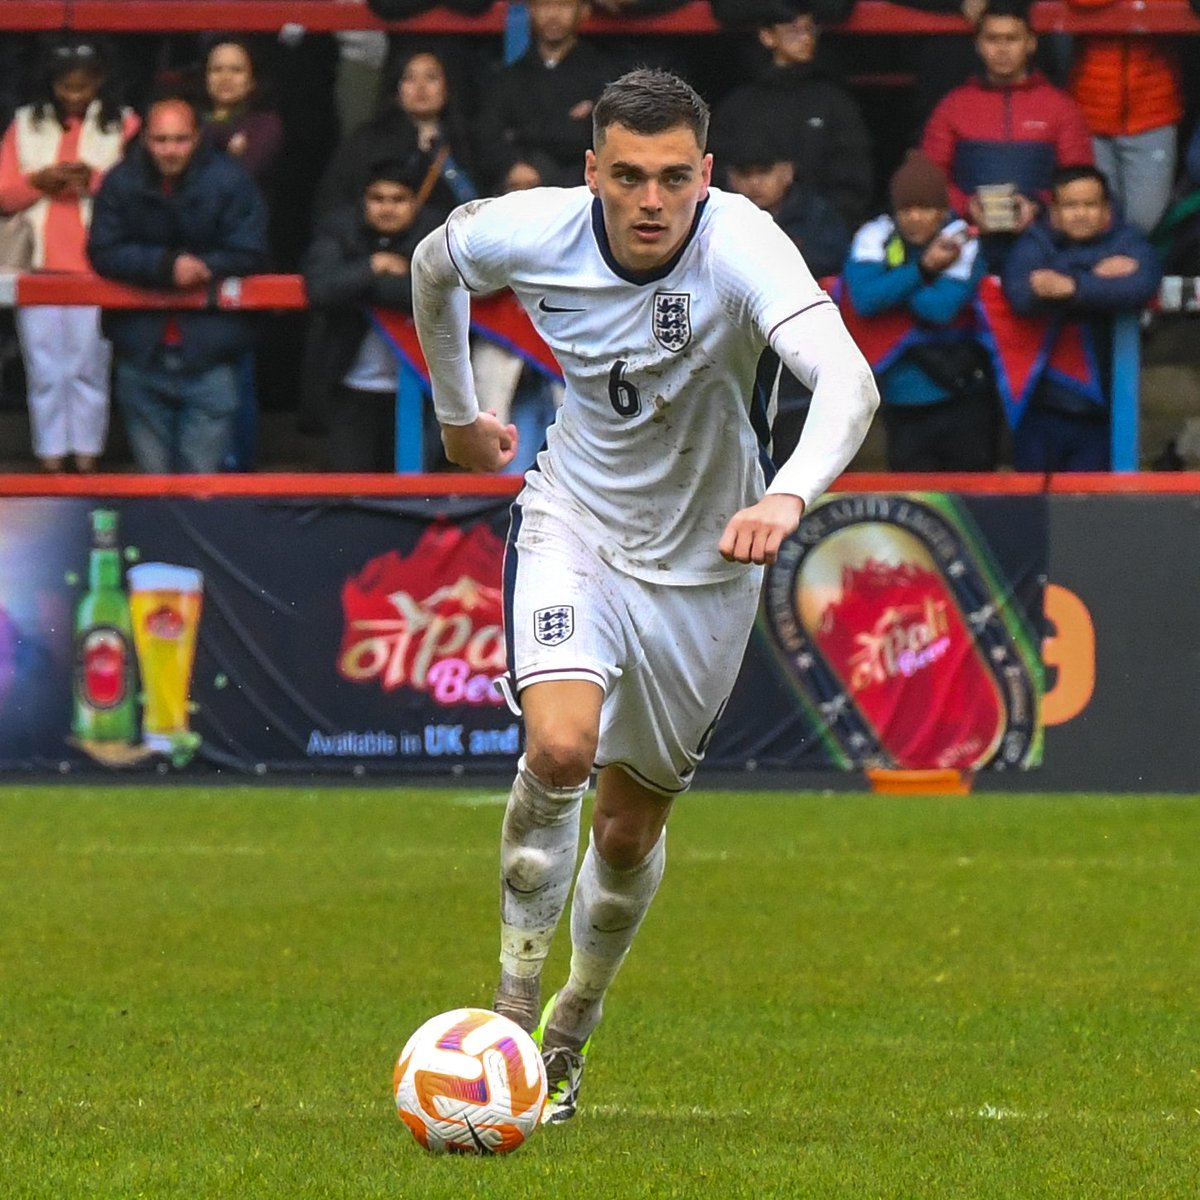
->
[503,494,764,795]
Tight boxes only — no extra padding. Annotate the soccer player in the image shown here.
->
[411,68,878,1123]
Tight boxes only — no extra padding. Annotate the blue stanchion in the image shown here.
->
[504,1,531,62]
[1110,313,1140,472]
[394,362,425,472]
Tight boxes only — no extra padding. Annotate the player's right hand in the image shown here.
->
[441,411,519,473]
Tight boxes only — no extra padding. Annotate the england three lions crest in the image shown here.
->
[652,291,692,352]
[534,605,574,646]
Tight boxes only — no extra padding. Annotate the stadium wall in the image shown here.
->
[0,474,1196,791]
[2,1,1198,34]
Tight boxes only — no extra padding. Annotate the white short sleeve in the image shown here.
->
[443,196,517,295]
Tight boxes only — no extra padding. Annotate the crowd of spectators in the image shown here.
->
[0,0,1197,474]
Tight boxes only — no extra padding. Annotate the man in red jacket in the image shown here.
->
[921,0,1093,269]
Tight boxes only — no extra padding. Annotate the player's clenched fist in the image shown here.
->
[719,493,806,565]
[440,412,519,473]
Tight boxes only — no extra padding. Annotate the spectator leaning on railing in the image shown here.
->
[843,150,998,471]
[87,96,268,474]
[1001,163,1162,471]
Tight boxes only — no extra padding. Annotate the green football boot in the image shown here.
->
[532,992,593,1124]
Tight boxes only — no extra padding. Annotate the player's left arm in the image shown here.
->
[719,305,877,564]
[716,207,879,565]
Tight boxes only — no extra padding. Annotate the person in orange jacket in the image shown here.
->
[1065,0,1184,233]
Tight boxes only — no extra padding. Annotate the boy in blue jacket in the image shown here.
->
[1002,164,1162,471]
[843,150,997,471]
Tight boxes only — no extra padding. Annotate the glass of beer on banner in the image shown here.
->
[127,563,203,751]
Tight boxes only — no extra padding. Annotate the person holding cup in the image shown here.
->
[920,0,1093,270]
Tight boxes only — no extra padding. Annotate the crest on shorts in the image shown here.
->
[534,605,574,646]
[652,291,692,352]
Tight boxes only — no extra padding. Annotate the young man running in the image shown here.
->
[411,68,877,1122]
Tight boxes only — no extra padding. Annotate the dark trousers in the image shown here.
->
[1012,406,1110,472]
[327,385,395,472]
[882,388,1000,472]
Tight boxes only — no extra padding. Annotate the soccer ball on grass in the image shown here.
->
[393,1007,547,1154]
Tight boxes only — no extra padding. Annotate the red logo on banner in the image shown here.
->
[146,604,184,640]
[812,559,1005,770]
[338,522,507,705]
[81,627,129,709]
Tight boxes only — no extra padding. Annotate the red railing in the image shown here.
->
[2,269,1189,472]
[0,0,1197,34]
[2,471,1199,498]
[0,272,305,312]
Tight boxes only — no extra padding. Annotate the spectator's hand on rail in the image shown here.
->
[441,411,518,474]
[1092,255,1138,279]
[172,254,213,289]
[1029,268,1076,300]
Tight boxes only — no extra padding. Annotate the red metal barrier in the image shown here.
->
[0,0,1197,34]
[2,472,1199,498]
[0,269,1182,473]
[0,272,305,311]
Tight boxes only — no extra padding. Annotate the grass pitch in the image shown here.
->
[1,785,1196,1199]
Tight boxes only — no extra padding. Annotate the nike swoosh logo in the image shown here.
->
[538,298,585,313]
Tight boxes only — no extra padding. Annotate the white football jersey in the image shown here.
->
[446,186,835,585]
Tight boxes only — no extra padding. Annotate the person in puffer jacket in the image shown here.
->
[921,0,1092,271]
[844,151,998,472]
[1001,163,1162,471]
[1066,0,1184,233]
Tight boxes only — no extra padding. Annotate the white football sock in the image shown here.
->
[549,828,666,1046]
[498,754,586,981]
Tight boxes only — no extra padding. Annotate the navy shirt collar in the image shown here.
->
[590,195,708,286]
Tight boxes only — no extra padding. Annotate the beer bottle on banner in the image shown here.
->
[72,509,137,744]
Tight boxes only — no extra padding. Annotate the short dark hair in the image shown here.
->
[978,0,1032,26]
[1051,163,1111,201]
[366,154,425,193]
[592,68,709,152]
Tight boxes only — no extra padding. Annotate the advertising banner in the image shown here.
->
[1032,494,1200,791]
[0,495,520,775]
[718,491,1046,774]
[0,491,1047,779]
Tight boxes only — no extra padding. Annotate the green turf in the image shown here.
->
[1,786,1196,1198]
